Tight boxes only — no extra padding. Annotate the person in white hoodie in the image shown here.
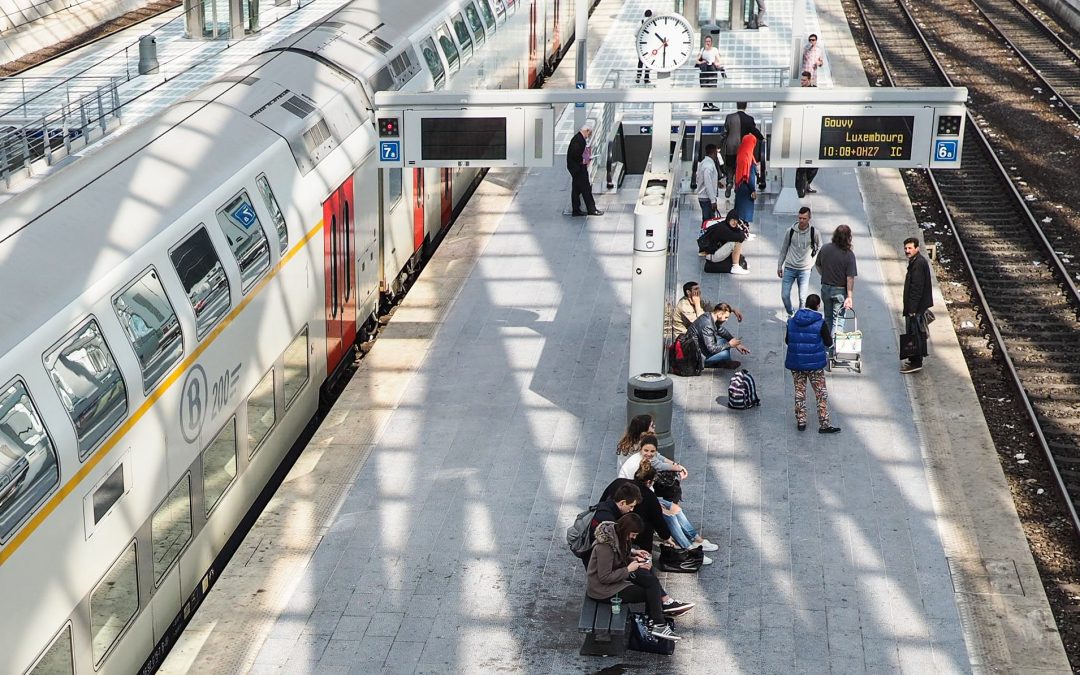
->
[777,206,823,316]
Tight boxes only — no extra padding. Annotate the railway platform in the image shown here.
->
[159,0,1070,672]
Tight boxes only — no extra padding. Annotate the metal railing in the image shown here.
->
[610,65,790,89]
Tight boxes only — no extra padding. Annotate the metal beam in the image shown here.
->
[373,87,967,108]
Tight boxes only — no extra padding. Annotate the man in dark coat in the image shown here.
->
[566,122,603,217]
[901,237,934,373]
[721,103,766,196]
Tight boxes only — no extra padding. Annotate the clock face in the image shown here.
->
[636,13,695,73]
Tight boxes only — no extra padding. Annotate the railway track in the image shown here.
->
[852,0,1080,538]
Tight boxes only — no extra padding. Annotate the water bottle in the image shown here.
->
[610,594,622,615]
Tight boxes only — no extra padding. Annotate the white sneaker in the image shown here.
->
[745,232,758,240]
[729,266,750,275]
[701,555,714,565]
[694,539,719,552]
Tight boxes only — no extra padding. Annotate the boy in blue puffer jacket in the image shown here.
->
[784,294,841,434]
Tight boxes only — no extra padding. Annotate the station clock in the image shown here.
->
[636,13,695,73]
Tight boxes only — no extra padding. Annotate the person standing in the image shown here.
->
[795,71,819,197]
[722,102,755,195]
[802,34,824,85]
[732,134,759,228]
[777,207,822,316]
[566,122,603,217]
[785,294,840,433]
[696,36,725,111]
[696,144,722,222]
[901,237,934,373]
[636,9,653,84]
[815,224,857,337]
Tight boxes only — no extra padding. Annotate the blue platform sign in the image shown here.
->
[935,139,958,162]
[380,140,400,161]
[576,82,585,108]
[231,202,258,229]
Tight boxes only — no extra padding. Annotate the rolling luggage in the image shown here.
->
[831,308,862,373]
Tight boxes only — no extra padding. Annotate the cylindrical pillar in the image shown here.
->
[138,36,159,75]
[182,0,201,39]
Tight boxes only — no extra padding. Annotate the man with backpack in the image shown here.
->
[687,303,751,369]
[777,207,823,316]
[570,482,642,567]
[695,144,723,223]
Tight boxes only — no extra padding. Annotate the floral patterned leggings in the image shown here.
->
[792,369,830,428]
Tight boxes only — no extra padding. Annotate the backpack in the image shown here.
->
[703,255,748,274]
[727,369,761,409]
[566,504,598,556]
[669,333,703,377]
[785,225,819,257]
[697,220,725,253]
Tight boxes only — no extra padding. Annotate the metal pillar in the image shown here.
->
[183,0,201,38]
[730,0,746,30]
[574,0,588,131]
[651,102,672,175]
[773,0,806,214]
[229,0,245,39]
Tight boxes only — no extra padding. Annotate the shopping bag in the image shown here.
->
[899,332,920,360]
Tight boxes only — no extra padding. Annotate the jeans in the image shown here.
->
[659,498,700,548]
[698,198,716,223]
[821,284,847,337]
[781,267,812,316]
[704,349,733,366]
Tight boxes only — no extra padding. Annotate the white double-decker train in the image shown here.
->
[0,0,591,672]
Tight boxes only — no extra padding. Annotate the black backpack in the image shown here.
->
[696,220,726,253]
[566,504,598,556]
[669,333,703,377]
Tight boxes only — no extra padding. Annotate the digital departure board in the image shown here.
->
[818,115,914,161]
[420,117,507,161]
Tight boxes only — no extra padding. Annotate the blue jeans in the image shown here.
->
[704,348,733,366]
[781,267,812,316]
[659,498,700,548]
[821,284,847,337]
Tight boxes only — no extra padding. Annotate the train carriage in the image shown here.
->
[0,1,596,673]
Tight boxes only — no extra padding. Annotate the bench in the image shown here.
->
[578,596,628,656]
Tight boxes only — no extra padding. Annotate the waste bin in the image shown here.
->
[627,373,675,459]
[138,36,159,75]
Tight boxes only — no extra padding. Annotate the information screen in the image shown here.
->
[818,115,914,161]
[421,117,507,160]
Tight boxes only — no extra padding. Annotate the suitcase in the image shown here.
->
[831,308,862,373]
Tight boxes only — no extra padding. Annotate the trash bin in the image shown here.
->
[627,373,675,459]
[138,35,159,75]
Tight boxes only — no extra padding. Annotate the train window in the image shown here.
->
[247,368,275,457]
[44,319,128,461]
[113,268,184,393]
[387,168,402,211]
[477,0,496,28]
[170,227,231,340]
[283,327,308,409]
[90,541,138,666]
[152,474,191,584]
[452,15,474,57]
[203,418,236,515]
[216,191,271,293]
[435,27,460,74]
[0,380,59,543]
[465,3,486,43]
[420,38,444,87]
[256,174,289,256]
[27,624,73,675]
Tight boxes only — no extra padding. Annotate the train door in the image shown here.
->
[412,168,426,251]
[440,169,453,229]
[324,176,356,375]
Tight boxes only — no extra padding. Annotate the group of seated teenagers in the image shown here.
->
[581,414,716,642]
[673,281,754,370]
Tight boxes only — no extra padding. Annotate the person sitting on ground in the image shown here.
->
[616,413,654,462]
[618,434,688,482]
[586,514,695,643]
[634,463,717,563]
[579,482,642,568]
[673,282,746,337]
[601,470,677,554]
[687,303,751,369]
[700,210,750,275]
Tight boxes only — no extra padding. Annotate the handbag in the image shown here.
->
[923,309,936,325]
[628,612,676,655]
[657,545,704,573]
[899,332,920,360]
[653,471,682,503]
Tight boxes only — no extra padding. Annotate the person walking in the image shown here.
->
[777,207,822,316]
[696,36,725,111]
[785,294,840,433]
[722,102,755,196]
[566,122,603,217]
[815,224,857,338]
[901,237,934,373]
[696,144,722,223]
[802,34,823,85]
[732,134,759,227]
[636,9,653,84]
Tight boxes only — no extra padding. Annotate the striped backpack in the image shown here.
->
[727,369,761,409]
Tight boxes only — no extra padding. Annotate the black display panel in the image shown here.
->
[421,117,507,160]
[818,115,914,161]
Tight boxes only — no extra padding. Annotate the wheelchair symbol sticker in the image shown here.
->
[380,141,400,161]
[935,139,958,162]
